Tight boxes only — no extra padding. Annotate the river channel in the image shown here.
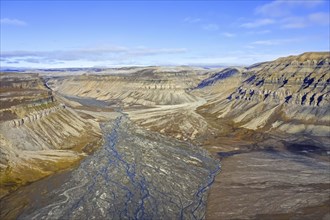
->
[1,107,220,219]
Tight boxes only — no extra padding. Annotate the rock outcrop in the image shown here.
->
[0,73,101,198]
[197,52,330,137]
[1,104,65,128]
[1,53,329,219]
[50,54,330,140]
[49,67,215,141]
[49,67,208,106]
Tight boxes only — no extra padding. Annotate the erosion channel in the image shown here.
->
[1,98,220,220]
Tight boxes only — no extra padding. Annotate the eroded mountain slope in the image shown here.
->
[0,73,101,197]
[1,113,219,220]
[50,67,207,106]
[1,52,329,220]
[49,67,218,140]
[197,52,330,138]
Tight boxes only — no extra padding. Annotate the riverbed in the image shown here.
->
[1,110,220,219]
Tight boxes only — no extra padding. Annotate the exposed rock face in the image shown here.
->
[2,104,65,128]
[195,67,242,89]
[1,53,329,219]
[0,73,52,110]
[49,53,330,141]
[197,52,330,137]
[0,73,101,198]
[49,67,214,140]
[196,53,330,219]
[0,106,100,189]
[50,67,207,106]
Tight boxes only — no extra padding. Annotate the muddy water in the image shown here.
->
[1,112,220,220]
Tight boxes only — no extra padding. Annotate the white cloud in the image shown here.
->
[281,12,330,29]
[202,24,219,31]
[177,51,290,66]
[126,47,188,56]
[240,19,275,28]
[0,18,27,26]
[222,32,236,37]
[281,16,306,28]
[251,38,299,46]
[308,12,330,25]
[251,40,278,46]
[244,45,255,49]
[246,30,271,35]
[1,46,188,64]
[255,0,324,17]
[183,17,201,23]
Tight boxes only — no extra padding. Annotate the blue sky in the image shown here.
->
[1,0,329,68]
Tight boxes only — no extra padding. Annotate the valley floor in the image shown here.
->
[1,106,219,219]
[2,94,329,220]
[206,150,330,220]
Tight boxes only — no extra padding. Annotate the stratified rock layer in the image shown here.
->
[1,52,329,219]
[49,67,213,140]
[198,52,330,137]
[0,73,101,198]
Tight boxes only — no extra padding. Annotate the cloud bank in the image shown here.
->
[1,46,188,66]
[255,0,324,17]
[1,18,27,26]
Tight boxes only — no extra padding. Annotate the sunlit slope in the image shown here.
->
[0,73,101,197]
[50,52,330,139]
[50,67,216,140]
[51,67,207,106]
[197,52,330,136]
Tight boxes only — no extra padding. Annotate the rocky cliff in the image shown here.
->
[0,73,101,198]
[50,67,207,106]
[49,54,330,141]
[1,53,328,219]
[49,67,215,141]
[197,52,330,137]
